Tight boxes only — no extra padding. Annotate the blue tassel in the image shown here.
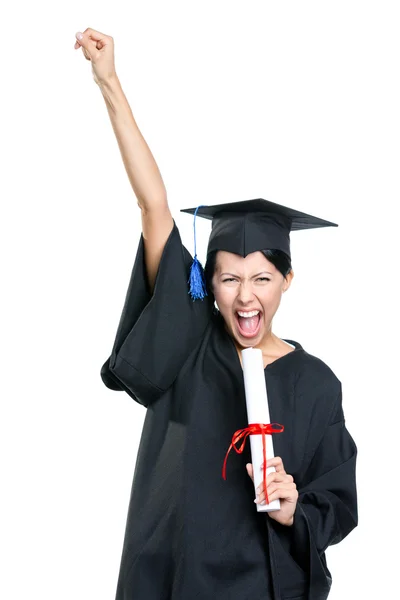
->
[188,205,208,301]
[188,255,208,301]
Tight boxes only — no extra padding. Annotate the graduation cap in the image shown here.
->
[181,198,338,301]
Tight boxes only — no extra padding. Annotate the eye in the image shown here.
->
[222,278,238,283]
[256,277,271,282]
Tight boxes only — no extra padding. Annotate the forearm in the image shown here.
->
[98,75,167,210]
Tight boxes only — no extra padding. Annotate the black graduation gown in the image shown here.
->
[101,222,358,600]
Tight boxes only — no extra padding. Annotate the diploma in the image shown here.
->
[241,347,281,513]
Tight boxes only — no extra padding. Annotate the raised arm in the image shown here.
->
[99,76,173,292]
[75,28,174,293]
[76,29,212,404]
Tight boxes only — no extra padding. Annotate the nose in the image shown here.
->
[237,281,255,304]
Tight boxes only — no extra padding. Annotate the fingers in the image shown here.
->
[74,33,93,61]
[264,484,298,504]
[74,28,113,50]
[256,471,292,493]
[83,27,112,42]
[247,459,296,505]
[255,471,296,504]
[74,29,115,72]
[249,463,291,487]
[74,33,100,62]
[256,481,297,504]
[261,456,286,473]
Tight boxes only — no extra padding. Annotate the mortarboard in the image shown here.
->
[181,198,338,301]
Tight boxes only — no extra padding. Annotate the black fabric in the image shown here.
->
[101,222,357,600]
[101,221,214,406]
[180,198,338,259]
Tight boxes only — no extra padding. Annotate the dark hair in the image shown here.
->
[204,249,292,296]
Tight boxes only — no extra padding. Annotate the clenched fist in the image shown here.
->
[246,456,298,526]
[74,28,117,86]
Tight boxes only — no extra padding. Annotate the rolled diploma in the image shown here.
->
[241,347,280,512]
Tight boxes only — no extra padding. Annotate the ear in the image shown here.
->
[282,269,294,293]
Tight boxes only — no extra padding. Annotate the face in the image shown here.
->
[211,250,294,349]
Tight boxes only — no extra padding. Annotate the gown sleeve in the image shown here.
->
[100,220,213,407]
[267,384,358,599]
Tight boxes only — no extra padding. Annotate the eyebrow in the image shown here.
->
[220,271,273,277]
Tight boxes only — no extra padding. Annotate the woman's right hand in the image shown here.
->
[74,28,117,86]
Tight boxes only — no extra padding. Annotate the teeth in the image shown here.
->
[237,310,260,318]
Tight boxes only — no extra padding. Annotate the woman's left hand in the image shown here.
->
[246,456,298,526]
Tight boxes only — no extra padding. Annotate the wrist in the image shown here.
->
[285,515,294,527]
[98,73,120,91]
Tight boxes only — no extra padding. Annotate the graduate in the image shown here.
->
[101,199,358,600]
[74,27,358,600]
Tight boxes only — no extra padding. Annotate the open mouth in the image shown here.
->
[235,310,262,338]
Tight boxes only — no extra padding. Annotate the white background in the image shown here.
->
[1,1,399,598]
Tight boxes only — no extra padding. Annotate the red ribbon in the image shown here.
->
[222,423,284,505]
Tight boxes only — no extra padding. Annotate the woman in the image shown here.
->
[75,28,358,600]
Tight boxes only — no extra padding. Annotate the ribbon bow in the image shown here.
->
[222,423,284,505]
